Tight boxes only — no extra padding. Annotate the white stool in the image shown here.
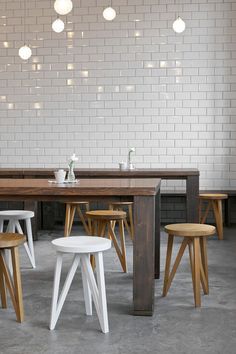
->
[0,210,36,269]
[50,236,111,333]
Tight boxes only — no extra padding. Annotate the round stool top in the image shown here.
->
[109,202,133,206]
[52,236,111,254]
[86,210,126,221]
[164,223,216,237]
[199,193,228,200]
[0,233,26,248]
[64,201,89,205]
[0,210,34,220]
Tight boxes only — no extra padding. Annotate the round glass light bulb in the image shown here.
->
[52,18,65,33]
[103,7,116,21]
[18,45,32,60]
[172,17,186,33]
[54,0,73,16]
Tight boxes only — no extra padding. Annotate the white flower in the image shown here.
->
[70,153,78,162]
[129,147,135,153]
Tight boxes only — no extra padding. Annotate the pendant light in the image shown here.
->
[103,1,116,21]
[54,0,73,16]
[19,0,32,60]
[52,17,65,33]
[173,16,186,33]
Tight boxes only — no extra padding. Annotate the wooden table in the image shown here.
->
[0,178,161,316]
[0,167,200,223]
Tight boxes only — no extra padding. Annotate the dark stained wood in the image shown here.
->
[0,168,199,178]
[0,168,200,225]
[0,178,161,199]
[155,189,161,279]
[186,175,199,222]
[0,177,161,316]
[133,195,155,315]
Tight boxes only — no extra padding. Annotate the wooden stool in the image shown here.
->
[199,194,228,240]
[64,202,91,236]
[0,210,36,268]
[109,202,134,241]
[86,210,128,273]
[50,236,111,333]
[0,233,26,322]
[163,223,216,307]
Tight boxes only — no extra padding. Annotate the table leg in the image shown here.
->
[133,195,156,316]
[186,175,199,222]
[155,190,160,279]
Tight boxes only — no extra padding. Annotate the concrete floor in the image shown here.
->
[0,226,236,354]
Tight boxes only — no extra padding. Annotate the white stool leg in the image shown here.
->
[5,220,15,273]
[25,218,36,268]
[15,220,35,269]
[50,254,80,330]
[95,252,109,334]
[81,254,109,334]
[81,254,92,316]
[0,218,3,232]
[50,253,63,330]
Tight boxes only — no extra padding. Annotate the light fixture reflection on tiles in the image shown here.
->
[54,0,73,15]
[19,0,32,60]
[172,16,186,33]
[103,6,116,21]
[19,45,32,60]
[52,18,65,33]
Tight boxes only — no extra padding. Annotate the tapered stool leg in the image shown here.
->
[162,234,174,296]
[193,237,201,307]
[11,247,24,322]
[0,254,7,308]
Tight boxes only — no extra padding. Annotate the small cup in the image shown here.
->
[119,162,127,171]
[54,169,66,184]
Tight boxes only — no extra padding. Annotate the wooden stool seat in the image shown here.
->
[86,210,126,221]
[86,210,127,272]
[64,201,91,236]
[199,193,228,240]
[109,201,133,206]
[199,193,228,200]
[109,202,134,241]
[0,233,26,248]
[0,233,26,322]
[163,223,216,307]
[64,201,90,205]
[165,223,216,237]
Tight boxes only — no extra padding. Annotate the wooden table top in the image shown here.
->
[0,178,161,197]
[0,168,199,178]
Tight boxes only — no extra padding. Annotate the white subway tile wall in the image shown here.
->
[0,0,235,190]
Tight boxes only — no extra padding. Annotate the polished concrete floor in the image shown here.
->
[0,226,236,354]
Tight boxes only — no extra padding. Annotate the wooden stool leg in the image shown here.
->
[68,205,76,236]
[200,201,211,224]
[108,222,127,273]
[85,203,92,234]
[212,200,224,240]
[200,237,209,294]
[0,252,7,308]
[64,204,71,237]
[77,206,90,235]
[188,240,195,290]
[164,238,189,295]
[193,237,201,307]
[11,247,24,322]
[162,234,174,296]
